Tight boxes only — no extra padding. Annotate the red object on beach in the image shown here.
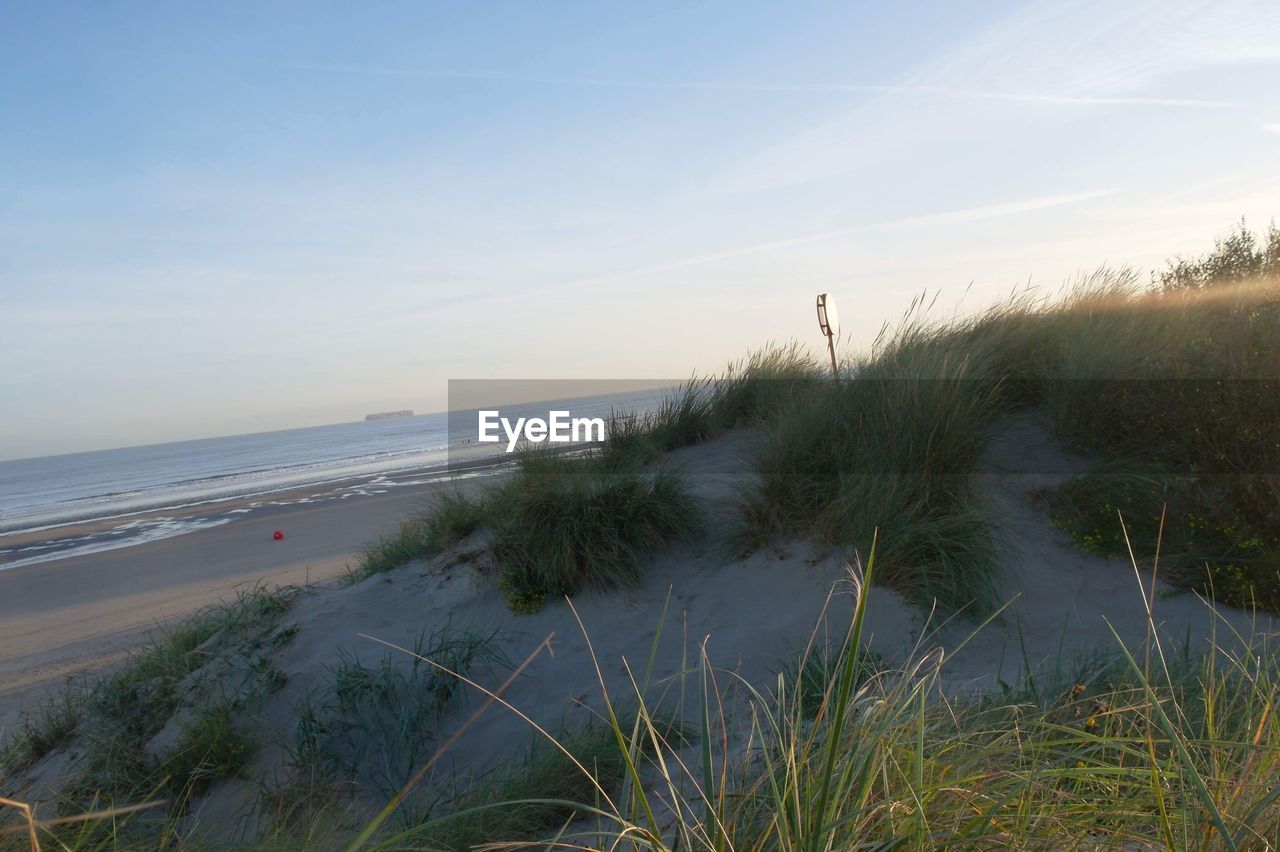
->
[273,530,284,541]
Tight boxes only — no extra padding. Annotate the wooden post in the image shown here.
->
[817,293,840,380]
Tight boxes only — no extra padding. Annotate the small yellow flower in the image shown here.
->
[1085,716,1098,729]
[1073,684,1086,695]
[1076,761,1086,768]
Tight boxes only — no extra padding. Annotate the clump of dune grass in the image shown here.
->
[156,701,258,798]
[1,585,301,849]
[1041,463,1280,610]
[354,492,485,580]
[1,690,81,776]
[741,298,1028,612]
[779,640,887,720]
[353,345,816,612]
[289,627,510,805]
[1022,233,1280,608]
[356,448,703,614]
[488,452,701,613]
[739,225,1280,613]
[599,344,816,470]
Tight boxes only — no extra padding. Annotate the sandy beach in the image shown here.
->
[0,468,494,732]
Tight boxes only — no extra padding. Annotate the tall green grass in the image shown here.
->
[363,241,1280,615]
[741,235,1280,613]
[350,344,815,607]
[373,726,627,850]
[356,493,486,579]
[740,360,1007,611]
[353,453,702,614]
[1031,262,1280,608]
[599,344,816,470]
[12,555,1280,849]
[397,551,1280,850]
[489,453,701,613]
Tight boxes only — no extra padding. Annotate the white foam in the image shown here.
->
[0,516,234,572]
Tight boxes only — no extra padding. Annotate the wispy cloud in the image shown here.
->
[293,63,1241,110]
[688,0,1276,198]
[910,0,1280,103]
[1265,123,1280,136]
[530,188,1116,294]
[2,306,215,326]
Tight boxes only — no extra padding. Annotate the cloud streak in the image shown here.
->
[520,188,1118,295]
[292,63,1241,110]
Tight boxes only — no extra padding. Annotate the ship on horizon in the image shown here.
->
[364,409,413,421]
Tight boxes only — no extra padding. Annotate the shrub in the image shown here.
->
[1159,218,1280,291]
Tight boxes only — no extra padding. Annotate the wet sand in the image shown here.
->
[0,466,497,731]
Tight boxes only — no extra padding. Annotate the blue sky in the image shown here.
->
[2,0,1279,459]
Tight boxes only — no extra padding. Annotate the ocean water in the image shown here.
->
[0,413,456,535]
[0,388,666,569]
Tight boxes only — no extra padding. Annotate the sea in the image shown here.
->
[0,387,667,571]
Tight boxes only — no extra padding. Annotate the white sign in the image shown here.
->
[817,293,839,337]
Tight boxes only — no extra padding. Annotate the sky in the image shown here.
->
[2,0,1279,460]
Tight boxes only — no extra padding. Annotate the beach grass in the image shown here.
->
[349,343,813,600]
[353,453,702,614]
[158,701,257,798]
[598,343,815,470]
[12,222,1280,848]
[372,553,1280,850]
[357,224,1280,616]
[1,690,80,776]
[489,454,702,613]
[354,493,486,580]
[288,626,510,804]
[33,574,1280,850]
[734,226,1280,613]
[1,585,301,848]
[1033,267,1280,609]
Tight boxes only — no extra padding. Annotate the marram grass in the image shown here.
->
[408,555,1280,850]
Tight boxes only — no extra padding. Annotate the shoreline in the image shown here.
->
[0,449,515,570]
[0,455,509,732]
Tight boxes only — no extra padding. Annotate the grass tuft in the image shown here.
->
[490,454,701,612]
[2,584,301,848]
[354,492,485,580]
[288,627,510,803]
